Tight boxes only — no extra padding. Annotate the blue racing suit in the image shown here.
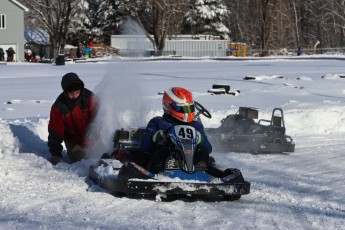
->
[141,114,212,172]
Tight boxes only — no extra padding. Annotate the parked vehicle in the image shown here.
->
[205,107,295,154]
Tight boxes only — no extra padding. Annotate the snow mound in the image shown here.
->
[0,119,19,156]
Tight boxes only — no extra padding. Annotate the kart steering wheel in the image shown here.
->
[194,101,212,119]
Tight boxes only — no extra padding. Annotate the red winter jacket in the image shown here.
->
[48,88,98,157]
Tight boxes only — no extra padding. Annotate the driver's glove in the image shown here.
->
[152,130,167,144]
[196,131,204,145]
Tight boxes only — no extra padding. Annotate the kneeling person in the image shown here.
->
[48,72,98,164]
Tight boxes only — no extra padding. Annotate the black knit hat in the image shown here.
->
[61,72,84,92]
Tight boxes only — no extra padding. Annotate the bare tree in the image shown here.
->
[325,0,345,47]
[123,0,190,56]
[22,0,345,56]
[290,0,302,47]
[225,0,263,53]
[21,0,89,58]
[259,0,278,56]
[151,0,190,55]
[226,0,345,54]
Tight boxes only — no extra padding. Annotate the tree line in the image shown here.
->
[20,0,345,57]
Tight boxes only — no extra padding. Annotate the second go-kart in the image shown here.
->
[205,107,295,154]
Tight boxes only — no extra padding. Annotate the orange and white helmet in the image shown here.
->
[163,87,195,123]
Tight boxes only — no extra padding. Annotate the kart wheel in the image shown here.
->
[114,192,127,197]
[223,195,241,201]
[273,138,283,144]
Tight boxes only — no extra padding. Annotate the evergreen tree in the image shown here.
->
[97,0,124,45]
[185,0,230,39]
[67,0,93,46]
[87,0,102,42]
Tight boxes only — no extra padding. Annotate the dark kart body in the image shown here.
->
[89,126,250,200]
[205,107,295,154]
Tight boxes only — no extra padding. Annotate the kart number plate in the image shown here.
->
[174,125,196,140]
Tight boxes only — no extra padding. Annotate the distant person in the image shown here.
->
[297,47,302,56]
[84,45,90,59]
[24,45,31,62]
[76,45,82,58]
[0,48,4,61]
[31,52,39,63]
[69,48,75,59]
[48,72,99,165]
[39,46,45,60]
[24,51,31,62]
[6,47,15,62]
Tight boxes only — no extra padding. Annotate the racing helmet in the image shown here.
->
[163,87,195,123]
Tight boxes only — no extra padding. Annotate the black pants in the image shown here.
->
[193,147,209,164]
[148,146,209,173]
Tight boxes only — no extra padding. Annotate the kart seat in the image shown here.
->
[272,116,282,127]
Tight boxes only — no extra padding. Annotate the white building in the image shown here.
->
[0,0,29,62]
[111,34,228,57]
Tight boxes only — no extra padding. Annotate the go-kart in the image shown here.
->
[89,103,250,201]
[205,107,295,154]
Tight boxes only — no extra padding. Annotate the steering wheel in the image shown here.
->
[194,101,212,119]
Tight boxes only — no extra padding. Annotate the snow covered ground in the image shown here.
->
[0,57,345,229]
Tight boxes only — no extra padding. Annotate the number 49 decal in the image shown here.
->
[174,125,196,140]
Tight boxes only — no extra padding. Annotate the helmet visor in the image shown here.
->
[171,102,195,113]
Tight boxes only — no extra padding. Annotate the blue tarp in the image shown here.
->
[24,29,49,45]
